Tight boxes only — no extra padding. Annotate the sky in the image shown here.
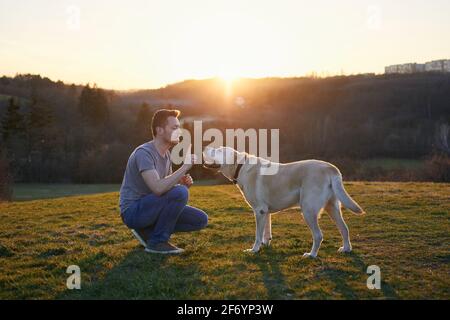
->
[1,0,449,90]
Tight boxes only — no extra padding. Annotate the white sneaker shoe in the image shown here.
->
[144,242,185,254]
[131,229,148,248]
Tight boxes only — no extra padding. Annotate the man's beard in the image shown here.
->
[169,129,181,146]
[168,136,179,146]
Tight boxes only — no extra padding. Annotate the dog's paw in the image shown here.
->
[244,248,260,254]
[262,239,272,247]
[302,252,317,259]
[338,246,352,253]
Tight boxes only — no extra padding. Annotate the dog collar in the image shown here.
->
[232,156,247,184]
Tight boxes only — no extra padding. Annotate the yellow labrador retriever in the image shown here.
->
[203,146,365,258]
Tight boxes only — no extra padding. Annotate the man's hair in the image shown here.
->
[151,109,181,137]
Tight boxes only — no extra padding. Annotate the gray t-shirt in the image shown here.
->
[119,141,172,214]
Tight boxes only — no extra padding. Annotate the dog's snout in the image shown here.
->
[203,147,215,158]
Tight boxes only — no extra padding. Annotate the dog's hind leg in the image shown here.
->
[325,197,352,253]
[300,186,329,258]
[302,208,323,258]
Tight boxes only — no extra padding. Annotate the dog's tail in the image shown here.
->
[331,175,365,214]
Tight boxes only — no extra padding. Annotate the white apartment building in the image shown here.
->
[443,60,450,72]
[385,59,450,74]
[425,60,444,72]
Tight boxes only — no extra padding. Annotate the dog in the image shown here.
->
[203,146,365,258]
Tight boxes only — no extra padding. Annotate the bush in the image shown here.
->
[425,153,450,182]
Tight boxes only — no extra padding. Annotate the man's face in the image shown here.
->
[158,116,181,145]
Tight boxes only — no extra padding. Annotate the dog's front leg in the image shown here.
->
[262,214,272,246]
[245,212,268,253]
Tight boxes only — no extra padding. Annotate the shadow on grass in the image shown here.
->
[58,247,205,299]
[311,252,400,299]
[247,246,399,300]
[57,246,399,300]
[246,246,296,300]
[347,252,399,299]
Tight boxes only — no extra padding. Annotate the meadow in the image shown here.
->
[0,182,449,299]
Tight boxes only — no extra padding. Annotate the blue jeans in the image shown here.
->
[121,185,208,246]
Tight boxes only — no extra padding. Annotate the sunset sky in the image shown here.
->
[1,0,449,90]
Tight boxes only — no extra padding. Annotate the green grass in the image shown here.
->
[12,181,221,201]
[0,182,449,299]
[12,184,121,201]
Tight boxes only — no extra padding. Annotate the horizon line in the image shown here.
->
[1,71,387,92]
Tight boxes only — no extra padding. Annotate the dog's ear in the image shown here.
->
[237,152,254,173]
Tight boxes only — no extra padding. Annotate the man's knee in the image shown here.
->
[168,185,189,202]
[199,212,208,229]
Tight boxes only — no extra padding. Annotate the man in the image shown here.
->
[119,109,208,254]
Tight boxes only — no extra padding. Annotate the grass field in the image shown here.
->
[12,184,121,201]
[0,182,449,299]
[11,181,221,201]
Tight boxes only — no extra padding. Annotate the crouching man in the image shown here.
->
[119,109,208,254]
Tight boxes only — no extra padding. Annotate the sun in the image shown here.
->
[218,70,237,98]
[217,67,239,84]
[168,11,282,86]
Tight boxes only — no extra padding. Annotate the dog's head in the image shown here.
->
[203,146,246,179]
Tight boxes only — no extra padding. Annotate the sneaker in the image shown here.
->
[131,229,148,248]
[144,242,185,254]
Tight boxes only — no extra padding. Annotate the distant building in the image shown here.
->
[385,59,450,74]
[416,64,426,72]
[445,60,450,72]
[385,65,398,74]
[399,63,416,73]
[385,63,425,74]
[425,60,444,72]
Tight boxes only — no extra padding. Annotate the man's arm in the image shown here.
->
[141,151,196,196]
[141,165,189,196]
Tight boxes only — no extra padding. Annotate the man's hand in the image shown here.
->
[182,144,197,171]
[140,146,196,196]
[179,174,194,188]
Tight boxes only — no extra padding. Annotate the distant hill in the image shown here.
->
[0,72,449,183]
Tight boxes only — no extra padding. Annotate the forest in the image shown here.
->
[0,73,449,196]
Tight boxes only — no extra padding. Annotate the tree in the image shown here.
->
[0,148,13,201]
[78,84,109,125]
[27,98,55,148]
[134,102,152,143]
[1,97,27,181]
[1,97,25,142]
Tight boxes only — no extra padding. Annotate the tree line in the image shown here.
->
[0,73,449,199]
